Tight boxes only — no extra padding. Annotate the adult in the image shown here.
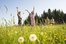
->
[25,7,35,26]
[16,7,22,25]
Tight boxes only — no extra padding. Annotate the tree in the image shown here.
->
[48,9,52,19]
[24,16,30,25]
[35,13,39,25]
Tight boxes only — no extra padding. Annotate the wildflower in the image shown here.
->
[44,35,47,38]
[29,34,37,41]
[18,36,24,43]
[40,32,43,36]
[15,31,18,34]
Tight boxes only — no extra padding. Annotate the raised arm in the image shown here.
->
[16,7,18,15]
[31,7,35,15]
[25,9,30,14]
[33,7,35,12]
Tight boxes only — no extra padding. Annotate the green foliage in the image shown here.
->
[35,13,42,25]
[24,9,66,25]
[24,16,31,25]
[0,24,66,44]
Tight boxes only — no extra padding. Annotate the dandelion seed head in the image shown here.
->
[18,36,24,43]
[29,34,37,41]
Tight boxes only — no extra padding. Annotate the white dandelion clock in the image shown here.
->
[18,36,24,43]
[29,34,37,41]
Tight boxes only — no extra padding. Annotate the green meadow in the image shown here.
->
[0,24,66,44]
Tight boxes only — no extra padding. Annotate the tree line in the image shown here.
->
[24,9,66,25]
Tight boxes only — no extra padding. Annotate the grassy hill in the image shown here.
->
[0,24,66,44]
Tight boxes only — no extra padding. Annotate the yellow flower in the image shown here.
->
[45,35,47,38]
[15,31,18,34]
[40,32,43,36]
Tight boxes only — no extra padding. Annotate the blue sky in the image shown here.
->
[0,0,66,25]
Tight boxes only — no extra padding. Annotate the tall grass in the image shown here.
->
[0,24,66,44]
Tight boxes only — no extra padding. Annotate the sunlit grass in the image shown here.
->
[0,24,66,44]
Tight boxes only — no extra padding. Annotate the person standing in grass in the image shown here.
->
[30,7,35,26]
[16,7,22,25]
[25,7,35,26]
